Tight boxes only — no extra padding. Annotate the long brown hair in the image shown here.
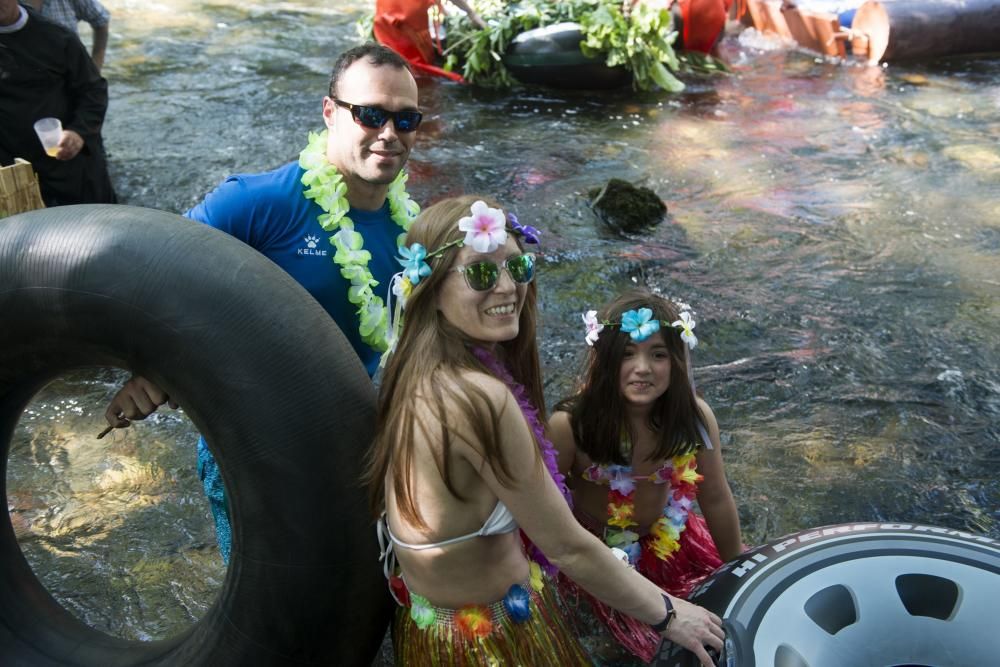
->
[557,290,704,465]
[365,195,545,527]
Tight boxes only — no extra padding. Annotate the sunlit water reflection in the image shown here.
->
[7,0,999,648]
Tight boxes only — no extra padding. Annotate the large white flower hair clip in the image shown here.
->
[459,199,508,253]
[582,304,698,349]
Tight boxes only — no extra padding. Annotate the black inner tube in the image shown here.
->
[0,204,391,666]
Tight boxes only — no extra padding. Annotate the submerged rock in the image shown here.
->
[588,179,666,234]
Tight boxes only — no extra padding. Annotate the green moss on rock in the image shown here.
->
[588,178,666,234]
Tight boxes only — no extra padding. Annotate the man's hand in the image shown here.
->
[55,130,85,160]
[103,375,178,433]
[662,596,725,667]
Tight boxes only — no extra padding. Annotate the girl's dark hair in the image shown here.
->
[557,290,704,465]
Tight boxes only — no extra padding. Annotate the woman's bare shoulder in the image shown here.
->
[410,369,513,426]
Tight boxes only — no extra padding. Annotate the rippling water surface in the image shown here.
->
[7,0,999,644]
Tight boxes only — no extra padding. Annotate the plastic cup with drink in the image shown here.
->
[33,118,63,158]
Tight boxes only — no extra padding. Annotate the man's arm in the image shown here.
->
[90,19,108,71]
[52,25,107,160]
[447,0,486,28]
[63,25,107,137]
[75,0,112,70]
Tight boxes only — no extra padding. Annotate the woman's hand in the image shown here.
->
[662,596,725,667]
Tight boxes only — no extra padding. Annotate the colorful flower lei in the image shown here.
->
[396,556,544,633]
[582,303,698,348]
[298,130,420,352]
[582,452,702,567]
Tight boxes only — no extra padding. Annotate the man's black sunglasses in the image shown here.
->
[333,99,423,133]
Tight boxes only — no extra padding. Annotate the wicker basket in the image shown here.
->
[0,158,45,219]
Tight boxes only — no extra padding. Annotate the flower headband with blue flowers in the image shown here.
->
[582,305,697,349]
[382,200,541,365]
[392,201,539,300]
[582,299,712,450]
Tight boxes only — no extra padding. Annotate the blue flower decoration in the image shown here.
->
[502,583,532,623]
[396,243,432,285]
[508,212,541,245]
[623,541,643,566]
[620,308,660,342]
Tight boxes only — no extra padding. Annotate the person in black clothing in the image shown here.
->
[0,0,116,206]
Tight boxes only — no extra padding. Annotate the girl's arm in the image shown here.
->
[694,399,743,562]
[547,410,577,479]
[458,376,723,666]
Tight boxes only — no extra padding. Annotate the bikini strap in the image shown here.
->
[376,511,396,581]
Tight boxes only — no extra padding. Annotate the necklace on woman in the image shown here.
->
[298,130,420,352]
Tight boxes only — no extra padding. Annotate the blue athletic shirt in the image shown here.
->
[185,160,404,563]
[185,160,404,376]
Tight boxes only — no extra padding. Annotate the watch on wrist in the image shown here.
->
[650,593,675,632]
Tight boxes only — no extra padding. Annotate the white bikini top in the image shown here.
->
[377,502,518,580]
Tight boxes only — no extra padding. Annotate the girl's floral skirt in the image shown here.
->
[559,507,723,665]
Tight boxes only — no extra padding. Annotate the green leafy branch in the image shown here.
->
[441,0,696,91]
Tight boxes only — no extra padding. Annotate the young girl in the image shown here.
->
[550,290,742,664]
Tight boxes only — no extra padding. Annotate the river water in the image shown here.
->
[6,0,999,646]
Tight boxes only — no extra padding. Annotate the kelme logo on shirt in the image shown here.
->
[298,235,327,257]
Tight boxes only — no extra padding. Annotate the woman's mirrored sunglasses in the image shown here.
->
[453,254,535,292]
[334,99,423,133]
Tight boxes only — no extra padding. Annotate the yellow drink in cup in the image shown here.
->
[33,118,63,158]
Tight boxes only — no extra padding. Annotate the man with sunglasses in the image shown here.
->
[103,43,424,563]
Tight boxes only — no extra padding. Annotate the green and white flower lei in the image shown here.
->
[298,130,420,352]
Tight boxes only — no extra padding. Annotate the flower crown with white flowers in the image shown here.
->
[582,305,698,349]
[582,299,712,451]
[381,200,541,366]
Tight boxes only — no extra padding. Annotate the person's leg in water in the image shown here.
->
[197,437,232,563]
